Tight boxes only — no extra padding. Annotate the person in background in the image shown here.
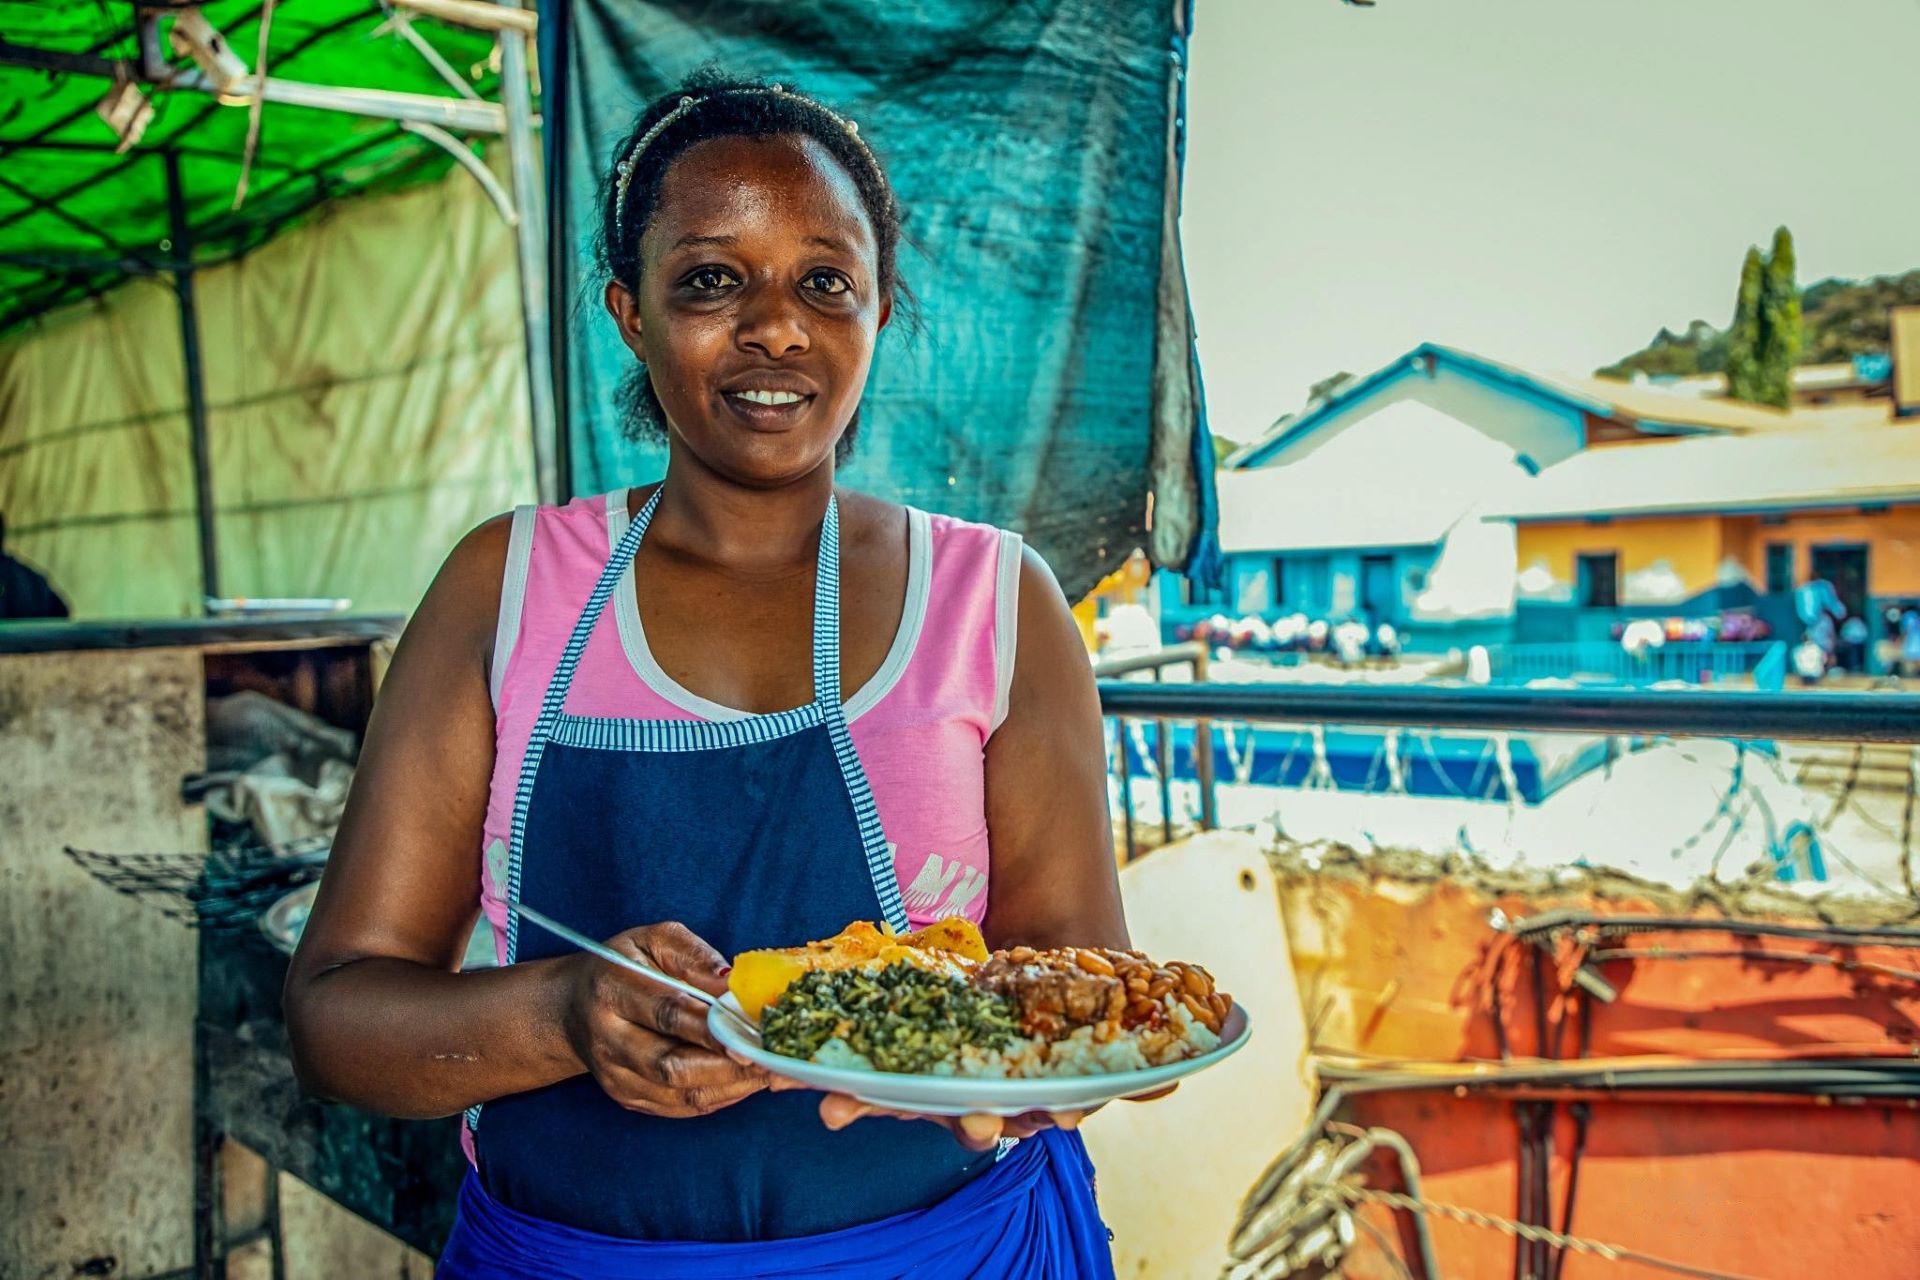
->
[1899,606,1920,680]
[1839,614,1870,674]
[0,512,70,620]
[1794,574,1842,674]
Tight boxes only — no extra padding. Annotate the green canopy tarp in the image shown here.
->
[0,2,502,335]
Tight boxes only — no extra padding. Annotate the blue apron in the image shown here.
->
[444,489,1113,1276]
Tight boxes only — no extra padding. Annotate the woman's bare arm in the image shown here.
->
[980,546,1129,952]
[283,518,583,1117]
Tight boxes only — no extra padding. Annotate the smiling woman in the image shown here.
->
[281,70,1130,1280]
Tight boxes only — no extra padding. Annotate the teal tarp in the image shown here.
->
[539,0,1219,596]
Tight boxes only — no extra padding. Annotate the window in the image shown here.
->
[1234,564,1272,614]
[1764,543,1795,595]
[1270,558,1286,608]
[1577,553,1619,608]
[1287,554,1332,614]
[1360,554,1397,622]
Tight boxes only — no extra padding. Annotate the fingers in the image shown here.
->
[624,982,726,1053]
[629,921,732,998]
[596,1034,770,1116]
[955,1113,1005,1150]
[1000,1109,1084,1137]
[596,925,728,1052]
[818,1093,876,1131]
[600,1056,768,1117]
[1123,1084,1179,1103]
[606,1025,755,1088]
[722,1048,810,1092]
[814,1096,1085,1152]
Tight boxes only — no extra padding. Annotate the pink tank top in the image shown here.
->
[477,488,1023,955]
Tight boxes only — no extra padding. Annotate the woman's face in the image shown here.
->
[608,132,890,487]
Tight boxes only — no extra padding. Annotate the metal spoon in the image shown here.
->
[507,900,760,1042]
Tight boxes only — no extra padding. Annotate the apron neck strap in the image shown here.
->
[541,488,846,717]
[810,494,843,710]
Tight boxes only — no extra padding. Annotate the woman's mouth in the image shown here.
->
[721,388,815,426]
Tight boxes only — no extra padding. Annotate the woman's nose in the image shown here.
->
[734,281,810,359]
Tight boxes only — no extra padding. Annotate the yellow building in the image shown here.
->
[1493,420,1920,650]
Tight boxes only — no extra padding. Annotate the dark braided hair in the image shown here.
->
[596,70,912,461]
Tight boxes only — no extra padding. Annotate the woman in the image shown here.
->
[285,71,1132,1278]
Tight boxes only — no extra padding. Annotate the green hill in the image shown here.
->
[1598,268,1920,378]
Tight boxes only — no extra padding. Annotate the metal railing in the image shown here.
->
[1096,681,1920,741]
[1094,649,1920,863]
[1485,640,1776,685]
[1093,642,1218,855]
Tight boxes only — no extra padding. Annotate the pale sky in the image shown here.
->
[1181,0,1920,444]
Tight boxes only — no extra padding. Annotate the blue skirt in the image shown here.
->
[439,1129,1115,1279]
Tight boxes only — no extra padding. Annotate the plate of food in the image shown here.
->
[710,919,1250,1116]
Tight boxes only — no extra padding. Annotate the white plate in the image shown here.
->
[708,993,1251,1117]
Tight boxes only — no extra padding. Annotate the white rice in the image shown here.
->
[811,1037,875,1072]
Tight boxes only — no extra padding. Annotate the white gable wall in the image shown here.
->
[1258,360,1589,472]
[1209,358,1590,636]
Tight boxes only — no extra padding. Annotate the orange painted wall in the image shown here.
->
[1515,517,1725,595]
[1725,508,1920,596]
[1520,506,1920,598]
[1275,868,1920,1280]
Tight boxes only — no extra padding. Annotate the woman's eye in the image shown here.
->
[807,271,851,295]
[687,267,738,291]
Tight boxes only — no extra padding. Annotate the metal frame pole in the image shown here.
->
[1114,718,1138,864]
[1193,645,1218,829]
[0,41,506,133]
[164,150,221,609]
[495,5,561,504]
[1151,667,1174,844]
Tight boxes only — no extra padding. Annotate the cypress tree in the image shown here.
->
[1726,246,1766,404]
[1756,225,1802,408]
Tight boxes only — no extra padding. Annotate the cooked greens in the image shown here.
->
[761,964,1019,1074]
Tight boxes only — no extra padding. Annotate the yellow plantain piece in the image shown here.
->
[727,918,988,1019]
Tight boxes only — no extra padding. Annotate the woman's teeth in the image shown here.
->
[733,389,805,406]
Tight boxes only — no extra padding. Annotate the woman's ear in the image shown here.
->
[604,279,648,361]
[876,291,893,335]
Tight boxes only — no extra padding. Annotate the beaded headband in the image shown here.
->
[611,84,883,246]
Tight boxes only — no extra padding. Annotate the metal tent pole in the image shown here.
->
[496,5,561,504]
[164,150,221,609]
[0,40,506,133]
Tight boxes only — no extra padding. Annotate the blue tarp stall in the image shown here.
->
[538,0,1220,597]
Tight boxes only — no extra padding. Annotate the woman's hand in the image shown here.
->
[814,1086,1178,1151]
[817,1095,1085,1150]
[561,922,773,1119]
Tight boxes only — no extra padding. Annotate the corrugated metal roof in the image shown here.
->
[1541,369,1799,432]
[1488,421,1920,521]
